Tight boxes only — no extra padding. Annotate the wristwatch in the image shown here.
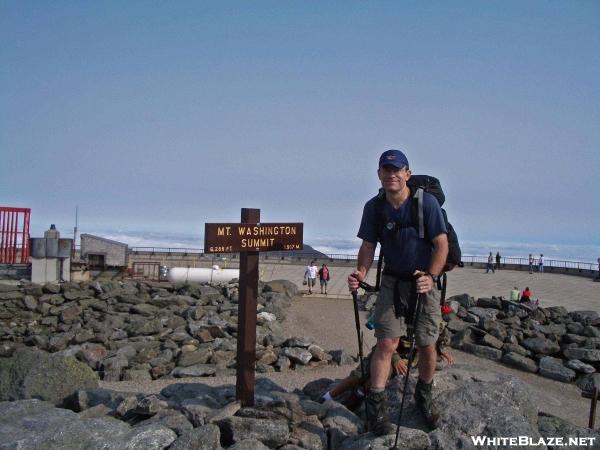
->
[426,272,440,283]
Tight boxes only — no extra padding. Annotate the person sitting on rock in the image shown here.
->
[520,287,532,303]
[320,322,454,411]
[510,286,520,302]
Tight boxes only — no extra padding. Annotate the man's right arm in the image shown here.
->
[348,240,376,290]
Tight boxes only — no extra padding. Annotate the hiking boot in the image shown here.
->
[414,379,439,428]
[365,390,394,436]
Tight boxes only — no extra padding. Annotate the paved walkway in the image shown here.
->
[260,262,599,313]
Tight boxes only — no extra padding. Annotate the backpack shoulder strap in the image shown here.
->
[374,188,387,243]
[373,188,386,291]
[411,187,425,239]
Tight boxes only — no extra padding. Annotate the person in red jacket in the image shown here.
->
[520,287,532,303]
[318,264,331,295]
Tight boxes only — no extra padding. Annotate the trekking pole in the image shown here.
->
[390,289,424,450]
[351,287,370,429]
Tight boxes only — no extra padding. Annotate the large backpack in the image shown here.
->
[373,175,462,300]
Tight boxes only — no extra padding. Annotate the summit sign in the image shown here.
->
[204,223,303,253]
[204,210,303,407]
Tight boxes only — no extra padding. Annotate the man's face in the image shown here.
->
[377,165,411,193]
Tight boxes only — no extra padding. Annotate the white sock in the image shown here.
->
[322,391,333,401]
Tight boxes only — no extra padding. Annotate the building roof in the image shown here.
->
[80,234,128,248]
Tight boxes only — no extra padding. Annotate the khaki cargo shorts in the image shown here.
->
[372,274,442,347]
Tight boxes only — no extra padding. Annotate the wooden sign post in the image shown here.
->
[204,208,303,406]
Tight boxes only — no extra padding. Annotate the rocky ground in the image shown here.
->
[1,278,599,449]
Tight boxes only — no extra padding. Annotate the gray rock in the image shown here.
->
[569,310,599,324]
[227,438,269,450]
[538,414,600,446]
[0,347,98,405]
[339,427,430,449]
[538,356,576,382]
[322,401,363,434]
[217,416,289,448]
[0,398,132,449]
[100,354,129,381]
[172,364,216,378]
[576,373,600,393]
[445,318,470,333]
[206,401,242,423]
[289,415,327,449]
[134,395,168,416]
[567,322,585,335]
[447,293,475,309]
[476,297,502,309]
[522,337,560,355]
[170,423,222,450]
[433,371,541,447]
[123,424,178,450]
[563,348,600,363]
[284,336,313,348]
[136,409,194,437]
[543,306,569,321]
[502,343,531,357]
[565,359,595,374]
[584,326,600,337]
[537,323,567,336]
[468,306,499,322]
[480,333,504,349]
[329,350,355,366]
[123,369,153,382]
[282,347,313,365]
[262,279,298,298]
[461,343,503,361]
[451,328,475,348]
[563,334,587,345]
[501,352,538,373]
[308,344,330,361]
[178,348,213,367]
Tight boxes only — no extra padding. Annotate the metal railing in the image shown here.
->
[128,247,598,272]
[461,255,597,272]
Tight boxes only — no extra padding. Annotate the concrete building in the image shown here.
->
[80,234,128,268]
[30,225,72,283]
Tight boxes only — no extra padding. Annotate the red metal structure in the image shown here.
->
[0,207,31,264]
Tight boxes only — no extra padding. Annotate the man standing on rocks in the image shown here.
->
[348,149,448,434]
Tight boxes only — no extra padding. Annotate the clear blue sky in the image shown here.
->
[2,1,599,247]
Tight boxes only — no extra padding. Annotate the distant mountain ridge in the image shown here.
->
[265,243,328,259]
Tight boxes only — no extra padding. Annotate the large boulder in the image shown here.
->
[0,347,98,405]
[262,280,298,298]
[0,398,177,450]
[501,352,538,373]
[431,368,542,448]
[522,337,560,355]
[538,357,576,382]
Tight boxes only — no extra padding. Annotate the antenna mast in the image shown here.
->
[72,205,78,259]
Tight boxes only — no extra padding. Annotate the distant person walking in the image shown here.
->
[596,258,600,281]
[538,254,544,273]
[318,263,330,295]
[486,252,495,273]
[510,286,520,302]
[528,254,534,274]
[495,251,501,270]
[304,260,318,294]
[520,287,532,303]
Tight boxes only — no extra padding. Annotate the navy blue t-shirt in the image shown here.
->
[357,191,447,274]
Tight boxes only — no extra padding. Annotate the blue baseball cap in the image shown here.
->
[378,149,409,169]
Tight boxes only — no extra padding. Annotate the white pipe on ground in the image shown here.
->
[166,265,239,284]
